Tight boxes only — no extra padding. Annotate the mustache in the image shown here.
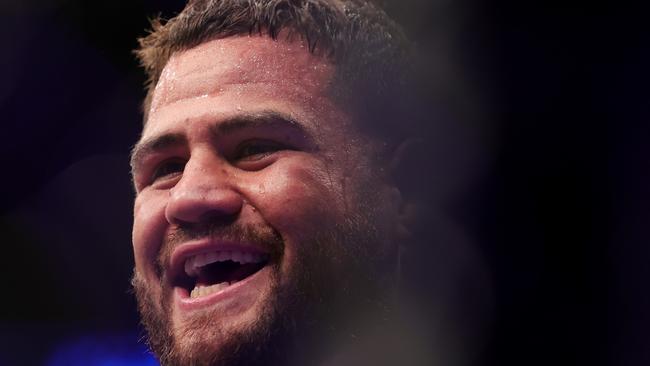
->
[156,221,285,276]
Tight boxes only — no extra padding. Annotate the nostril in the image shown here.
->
[166,185,244,225]
[197,210,239,226]
[168,216,193,228]
[169,213,237,232]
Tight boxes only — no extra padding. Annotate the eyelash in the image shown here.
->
[146,140,289,186]
[150,159,186,182]
[233,139,286,161]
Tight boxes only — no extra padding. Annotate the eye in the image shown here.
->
[151,158,186,182]
[234,140,286,162]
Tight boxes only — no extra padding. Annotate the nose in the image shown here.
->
[165,152,243,226]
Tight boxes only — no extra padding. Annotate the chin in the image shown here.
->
[133,264,299,366]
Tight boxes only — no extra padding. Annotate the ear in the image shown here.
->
[386,138,427,244]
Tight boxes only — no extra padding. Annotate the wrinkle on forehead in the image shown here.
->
[149,35,335,116]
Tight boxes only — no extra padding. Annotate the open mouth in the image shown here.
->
[176,249,270,299]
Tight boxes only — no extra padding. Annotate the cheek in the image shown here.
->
[245,160,345,238]
[133,190,168,278]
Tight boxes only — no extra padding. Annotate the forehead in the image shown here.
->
[145,35,337,136]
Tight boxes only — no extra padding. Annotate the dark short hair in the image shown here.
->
[135,0,416,145]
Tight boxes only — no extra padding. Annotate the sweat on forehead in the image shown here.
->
[147,35,335,125]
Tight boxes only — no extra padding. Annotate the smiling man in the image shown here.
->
[130,0,421,365]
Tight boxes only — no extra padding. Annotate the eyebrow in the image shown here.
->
[130,110,312,176]
[130,133,187,175]
[212,111,308,137]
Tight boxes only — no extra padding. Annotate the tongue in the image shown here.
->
[196,261,265,287]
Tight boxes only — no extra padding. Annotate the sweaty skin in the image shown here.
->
[131,35,402,363]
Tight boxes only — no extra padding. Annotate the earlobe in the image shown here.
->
[397,201,420,240]
[387,138,426,243]
[386,186,411,240]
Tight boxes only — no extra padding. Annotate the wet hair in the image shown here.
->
[135,0,416,144]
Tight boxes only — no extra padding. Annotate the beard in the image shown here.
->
[132,202,395,366]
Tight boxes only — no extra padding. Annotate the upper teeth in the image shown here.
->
[184,250,266,277]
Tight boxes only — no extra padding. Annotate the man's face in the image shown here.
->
[131,35,401,365]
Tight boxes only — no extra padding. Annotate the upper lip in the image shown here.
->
[167,239,271,286]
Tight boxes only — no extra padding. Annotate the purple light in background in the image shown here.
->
[45,332,158,366]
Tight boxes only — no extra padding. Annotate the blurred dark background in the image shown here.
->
[0,0,648,365]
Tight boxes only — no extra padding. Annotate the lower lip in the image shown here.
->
[174,265,271,312]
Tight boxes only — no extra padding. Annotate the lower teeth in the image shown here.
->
[190,281,233,299]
